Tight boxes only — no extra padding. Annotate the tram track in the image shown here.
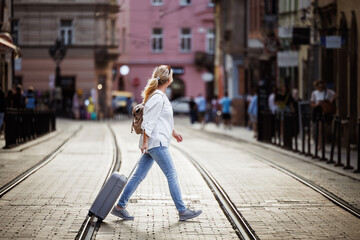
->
[173,145,259,240]
[75,124,122,240]
[0,125,83,198]
[178,126,360,219]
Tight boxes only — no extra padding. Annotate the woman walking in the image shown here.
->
[111,65,202,221]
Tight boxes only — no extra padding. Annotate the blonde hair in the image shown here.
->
[142,65,172,103]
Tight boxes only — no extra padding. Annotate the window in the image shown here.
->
[13,20,19,45]
[152,0,163,6]
[59,20,73,45]
[180,0,191,6]
[208,0,214,7]
[122,28,126,53]
[206,28,214,54]
[111,20,116,45]
[180,28,191,52]
[151,28,163,52]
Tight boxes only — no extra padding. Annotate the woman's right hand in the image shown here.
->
[141,142,148,153]
[141,131,149,153]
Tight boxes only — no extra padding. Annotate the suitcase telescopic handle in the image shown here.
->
[127,154,143,179]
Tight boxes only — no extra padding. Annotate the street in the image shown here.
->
[0,118,359,239]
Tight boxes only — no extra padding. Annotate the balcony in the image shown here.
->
[194,51,214,69]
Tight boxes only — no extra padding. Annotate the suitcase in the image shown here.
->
[89,156,140,220]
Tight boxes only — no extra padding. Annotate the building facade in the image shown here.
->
[0,0,19,92]
[214,0,247,125]
[14,0,119,118]
[115,0,214,103]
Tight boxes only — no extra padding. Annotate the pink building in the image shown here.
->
[116,0,215,103]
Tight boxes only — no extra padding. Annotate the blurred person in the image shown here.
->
[205,97,213,123]
[310,80,336,121]
[86,97,95,120]
[211,96,221,126]
[248,91,258,138]
[72,91,80,119]
[5,89,13,108]
[268,86,278,114]
[195,93,206,128]
[188,96,197,124]
[292,88,302,136]
[220,92,232,129]
[111,65,202,221]
[310,80,336,148]
[25,86,36,109]
[0,84,5,134]
[126,97,133,117]
[13,85,26,108]
[275,85,295,143]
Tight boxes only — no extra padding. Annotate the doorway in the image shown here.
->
[170,76,185,100]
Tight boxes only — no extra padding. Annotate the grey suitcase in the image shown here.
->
[89,157,140,220]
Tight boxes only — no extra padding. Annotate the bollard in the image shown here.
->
[307,112,312,156]
[335,117,344,167]
[313,114,320,159]
[320,115,327,161]
[293,113,298,152]
[344,117,353,170]
[301,120,306,154]
[354,118,360,173]
[283,112,293,150]
[328,116,339,164]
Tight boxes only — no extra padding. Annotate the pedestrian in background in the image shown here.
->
[195,93,206,128]
[188,96,197,124]
[25,86,36,109]
[0,84,5,135]
[212,95,221,126]
[248,91,258,138]
[310,80,336,149]
[220,92,232,129]
[268,86,278,114]
[111,65,202,221]
[13,85,26,109]
[292,88,302,136]
[5,90,13,108]
[205,97,213,123]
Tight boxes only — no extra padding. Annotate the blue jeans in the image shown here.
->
[117,146,187,213]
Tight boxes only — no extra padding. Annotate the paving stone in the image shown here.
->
[95,122,238,239]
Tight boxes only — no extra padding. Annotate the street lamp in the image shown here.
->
[49,39,67,87]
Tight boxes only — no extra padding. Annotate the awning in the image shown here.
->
[0,37,17,50]
[0,33,20,57]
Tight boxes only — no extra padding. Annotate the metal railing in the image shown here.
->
[258,110,359,173]
[4,108,56,149]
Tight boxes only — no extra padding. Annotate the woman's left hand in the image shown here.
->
[172,130,183,143]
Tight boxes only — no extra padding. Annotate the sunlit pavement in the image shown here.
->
[0,118,359,239]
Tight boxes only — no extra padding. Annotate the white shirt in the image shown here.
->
[268,93,278,114]
[311,89,335,104]
[140,90,174,150]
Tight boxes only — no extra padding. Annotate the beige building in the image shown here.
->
[14,0,119,118]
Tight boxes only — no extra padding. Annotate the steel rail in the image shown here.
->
[75,124,121,240]
[173,145,259,240]
[180,126,360,219]
[0,126,83,198]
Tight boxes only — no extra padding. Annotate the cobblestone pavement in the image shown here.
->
[172,118,360,239]
[1,119,359,239]
[176,118,360,210]
[0,122,114,239]
[0,119,82,188]
[95,122,238,239]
